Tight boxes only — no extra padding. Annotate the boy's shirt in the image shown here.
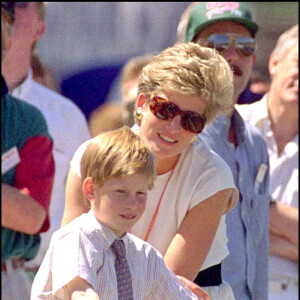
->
[31,210,197,300]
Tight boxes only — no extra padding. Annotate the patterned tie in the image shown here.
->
[111,239,134,300]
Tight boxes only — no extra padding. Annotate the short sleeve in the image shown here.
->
[70,139,92,177]
[15,136,55,232]
[51,229,101,293]
[190,153,239,213]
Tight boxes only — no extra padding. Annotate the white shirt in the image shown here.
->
[31,210,198,300]
[236,96,298,280]
[11,69,91,267]
[70,135,239,272]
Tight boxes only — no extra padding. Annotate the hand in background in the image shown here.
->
[177,275,211,300]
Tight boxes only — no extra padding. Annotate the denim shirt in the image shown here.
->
[199,111,270,300]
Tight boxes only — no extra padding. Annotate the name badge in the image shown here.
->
[254,163,267,193]
[2,146,21,175]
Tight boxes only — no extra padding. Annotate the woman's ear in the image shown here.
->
[136,93,147,111]
[82,177,95,202]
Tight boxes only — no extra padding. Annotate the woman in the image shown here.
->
[62,43,238,300]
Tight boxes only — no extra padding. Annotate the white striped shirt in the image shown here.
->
[236,96,298,208]
[236,96,298,280]
[31,210,197,300]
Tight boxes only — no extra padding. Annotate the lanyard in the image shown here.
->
[144,154,181,242]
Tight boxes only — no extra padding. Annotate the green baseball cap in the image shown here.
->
[185,2,259,42]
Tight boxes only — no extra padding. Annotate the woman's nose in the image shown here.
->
[167,114,182,131]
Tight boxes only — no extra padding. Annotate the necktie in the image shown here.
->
[111,239,134,300]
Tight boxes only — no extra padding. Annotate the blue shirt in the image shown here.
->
[199,110,270,300]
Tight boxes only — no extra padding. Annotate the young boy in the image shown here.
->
[31,126,198,300]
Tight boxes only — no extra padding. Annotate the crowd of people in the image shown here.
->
[2,2,298,300]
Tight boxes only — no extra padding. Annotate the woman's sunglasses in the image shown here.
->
[203,33,256,57]
[147,95,207,134]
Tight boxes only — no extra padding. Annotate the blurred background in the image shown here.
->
[36,2,298,121]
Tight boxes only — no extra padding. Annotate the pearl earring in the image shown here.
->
[191,136,197,143]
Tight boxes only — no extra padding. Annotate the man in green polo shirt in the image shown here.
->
[1,6,55,300]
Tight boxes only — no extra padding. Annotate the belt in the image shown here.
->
[2,258,25,273]
[194,263,222,287]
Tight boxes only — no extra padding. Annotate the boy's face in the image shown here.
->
[89,174,149,237]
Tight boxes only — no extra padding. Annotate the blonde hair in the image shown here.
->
[81,126,156,194]
[271,24,298,60]
[135,42,233,125]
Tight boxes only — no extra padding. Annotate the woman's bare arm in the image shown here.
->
[61,167,89,227]
[164,188,233,280]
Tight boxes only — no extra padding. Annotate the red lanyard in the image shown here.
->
[144,155,181,242]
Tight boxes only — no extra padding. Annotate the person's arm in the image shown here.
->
[66,277,99,300]
[176,275,211,300]
[61,167,89,227]
[269,230,298,263]
[269,201,298,247]
[164,188,232,280]
[2,183,46,234]
[2,135,54,234]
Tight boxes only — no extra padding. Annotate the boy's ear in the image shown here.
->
[82,177,95,202]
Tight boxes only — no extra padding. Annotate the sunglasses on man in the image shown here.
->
[147,95,207,134]
[201,33,257,57]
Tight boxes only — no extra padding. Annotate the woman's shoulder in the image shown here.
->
[185,138,231,173]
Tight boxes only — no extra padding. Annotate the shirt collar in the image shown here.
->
[206,110,246,145]
[246,94,269,125]
[231,109,246,144]
[86,210,129,250]
[11,68,33,98]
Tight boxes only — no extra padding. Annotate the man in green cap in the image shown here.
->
[183,2,270,299]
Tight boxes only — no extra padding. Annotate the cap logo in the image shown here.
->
[206,2,240,19]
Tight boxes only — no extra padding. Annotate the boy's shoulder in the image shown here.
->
[51,212,104,247]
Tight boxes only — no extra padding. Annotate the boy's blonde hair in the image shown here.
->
[135,42,233,125]
[81,126,156,197]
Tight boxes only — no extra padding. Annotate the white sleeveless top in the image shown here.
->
[70,137,238,271]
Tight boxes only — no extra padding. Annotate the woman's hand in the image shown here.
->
[61,168,89,227]
[177,275,211,300]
